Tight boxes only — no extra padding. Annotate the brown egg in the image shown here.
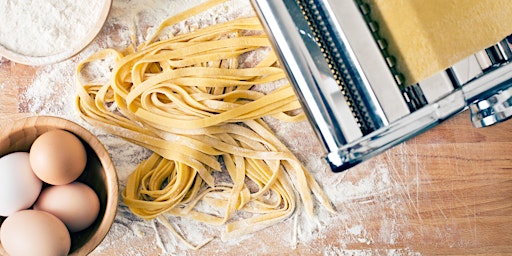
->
[34,182,100,232]
[29,129,87,185]
[0,209,71,256]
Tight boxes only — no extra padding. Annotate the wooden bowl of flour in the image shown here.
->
[0,0,112,66]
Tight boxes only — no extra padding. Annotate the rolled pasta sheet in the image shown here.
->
[365,0,512,85]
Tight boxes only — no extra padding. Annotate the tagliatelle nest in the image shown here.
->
[75,0,334,247]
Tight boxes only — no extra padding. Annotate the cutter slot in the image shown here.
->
[297,0,376,134]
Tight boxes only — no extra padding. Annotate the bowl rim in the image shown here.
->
[0,115,119,255]
[0,0,112,66]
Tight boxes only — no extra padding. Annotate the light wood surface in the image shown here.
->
[1,36,512,256]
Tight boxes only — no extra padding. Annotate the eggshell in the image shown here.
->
[29,129,87,185]
[0,209,71,256]
[34,182,100,232]
[0,152,42,216]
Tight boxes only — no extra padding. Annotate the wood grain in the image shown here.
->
[1,56,511,255]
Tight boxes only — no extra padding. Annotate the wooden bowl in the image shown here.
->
[0,0,112,66]
[0,116,118,255]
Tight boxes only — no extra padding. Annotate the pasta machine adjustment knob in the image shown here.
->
[469,86,512,128]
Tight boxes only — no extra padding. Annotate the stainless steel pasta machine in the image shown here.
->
[251,0,512,172]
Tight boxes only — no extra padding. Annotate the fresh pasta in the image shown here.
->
[75,0,334,243]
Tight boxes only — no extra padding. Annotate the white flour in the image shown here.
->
[0,0,102,57]
[10,0,422,255]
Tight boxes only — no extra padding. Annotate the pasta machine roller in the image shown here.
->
[250,0,512,172]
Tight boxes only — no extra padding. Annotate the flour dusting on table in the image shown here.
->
[13,0,421,255]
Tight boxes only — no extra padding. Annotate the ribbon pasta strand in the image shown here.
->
[75,0,334,243]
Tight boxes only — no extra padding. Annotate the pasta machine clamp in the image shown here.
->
[470,86,512,128]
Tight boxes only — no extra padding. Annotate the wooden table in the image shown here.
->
[2,56,512,256]
[1,4,512,255]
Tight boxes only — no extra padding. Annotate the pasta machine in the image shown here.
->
[250,0,512,172]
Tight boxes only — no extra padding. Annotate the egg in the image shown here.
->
[0,152,42,216]
[29,129,87,185]
[34,182,100,232]
[0,209,71,256]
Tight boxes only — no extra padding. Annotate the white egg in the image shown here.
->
[0,152,43,216]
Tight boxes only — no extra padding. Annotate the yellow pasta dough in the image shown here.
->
[366,0,512,85]
[75,0,334,244]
